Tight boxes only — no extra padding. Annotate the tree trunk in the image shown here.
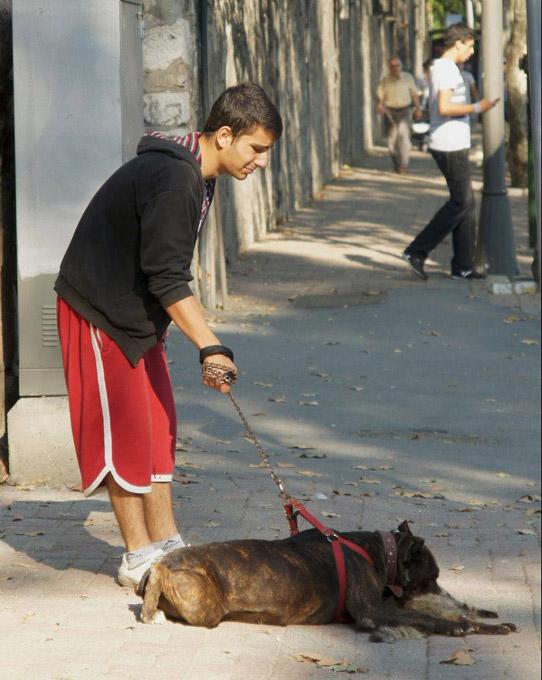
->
[505,0,528,187]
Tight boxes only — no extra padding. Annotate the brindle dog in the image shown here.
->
[137,521,516,641]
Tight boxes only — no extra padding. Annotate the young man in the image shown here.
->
[55,83,282,587]
[402,24,498,280]
[376,57,422,174]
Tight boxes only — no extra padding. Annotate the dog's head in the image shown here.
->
[394,521,440,599]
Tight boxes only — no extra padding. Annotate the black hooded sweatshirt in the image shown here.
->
[55,135,206,366]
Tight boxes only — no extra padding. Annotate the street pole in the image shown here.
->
[465,0,474,29]
[477,0,518,276]
[526,0,541,284]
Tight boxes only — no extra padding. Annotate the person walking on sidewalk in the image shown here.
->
[54,83,282,588]
[377,57,422,174]
[402,24,498,281]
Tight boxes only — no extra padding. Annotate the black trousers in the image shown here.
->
[406,148,475,273]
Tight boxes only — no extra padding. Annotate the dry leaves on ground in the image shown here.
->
[321,511,341,519]
[521,338,539,346]
[440,649,475,666]
[293,652,368,673]
[449,564,465,572]
[299,452,327,459]
[393,488,445,500]
[297,469,323,478]
[268,396,286,403]
[517,528,537,536]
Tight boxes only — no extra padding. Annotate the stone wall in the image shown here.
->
[142,0,426,304]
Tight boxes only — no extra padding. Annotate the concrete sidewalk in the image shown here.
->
[1,145,540,679]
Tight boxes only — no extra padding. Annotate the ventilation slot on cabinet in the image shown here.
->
[41,305,59,348]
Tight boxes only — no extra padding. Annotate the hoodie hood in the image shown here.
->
[136,135,202,177]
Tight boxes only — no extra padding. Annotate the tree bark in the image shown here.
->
[505,0,528,187]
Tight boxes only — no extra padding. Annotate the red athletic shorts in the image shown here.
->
[57,297,177,496]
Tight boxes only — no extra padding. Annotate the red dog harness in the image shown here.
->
[284,498,402,622]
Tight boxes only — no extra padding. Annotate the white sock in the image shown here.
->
[125,543,157,568]
[153,533,186,552]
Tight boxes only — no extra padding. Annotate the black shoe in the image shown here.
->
[402,251,428,280]
[450,270,486,280]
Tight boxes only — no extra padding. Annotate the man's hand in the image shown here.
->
[377,102,385,115]
[477,98,499,113]
[202,355,237,394]
[413,107,423,121]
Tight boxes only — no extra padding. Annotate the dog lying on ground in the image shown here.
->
[137,520,516,641]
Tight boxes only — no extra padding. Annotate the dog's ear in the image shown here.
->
[405,536,425,561]
[397,520,413,535]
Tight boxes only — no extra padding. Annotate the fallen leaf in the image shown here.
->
[521,338,539,346]
[504,315,522,324]
[250,412,266,417]
[294,652,339,667]
[277,462,296,468]
[323,341,340,346]
[205,520,221,528]
[393,489,444,499]
[314,493,329,500]
[518,494,542,503]
[449,564,465,572]
[328,664,368,674]
[525,508,541,517]
[254,382,273,387]
[297,469,323,478]
[349,386,364,391]
[298,400,319,406]
[359,477,382,485]
[434,532,449,538]
[299,453,327,459]
[289,445,315,451]
[321,511,341,518]
[496,472,510,478]
[517,528,537,536]
[440,649,475,666]
[268,396,286,403]
[83,518,94,527]
[452,507,478,513]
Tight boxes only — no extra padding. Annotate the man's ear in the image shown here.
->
[215,126,233,149]
[397,520,413,535]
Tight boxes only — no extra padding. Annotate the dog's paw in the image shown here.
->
[475,608,499,619]
[141,609,166,625]
[501,623,518,633]
[357,617,377,631]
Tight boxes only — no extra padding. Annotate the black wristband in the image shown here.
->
[199,345,234,364]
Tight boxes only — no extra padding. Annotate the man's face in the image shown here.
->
[389,59,401,77]
[456,39,475,63]
[218,126,276,180]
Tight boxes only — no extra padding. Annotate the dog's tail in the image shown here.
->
[136,567,152,598]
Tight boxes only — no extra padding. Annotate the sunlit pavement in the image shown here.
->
[1,144,539,679]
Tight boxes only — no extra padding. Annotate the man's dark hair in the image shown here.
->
[203,82,283,139]
[443,22,475,49]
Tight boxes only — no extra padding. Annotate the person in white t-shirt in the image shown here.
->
[402,23,498,280]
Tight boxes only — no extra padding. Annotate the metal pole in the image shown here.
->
[526,0,541,285]
[477,0,518,276]
[465,0,475,29]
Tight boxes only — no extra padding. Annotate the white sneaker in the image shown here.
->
[116,547,163,588]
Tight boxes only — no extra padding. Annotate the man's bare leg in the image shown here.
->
[105,473,151,551]
[143,482,179,543]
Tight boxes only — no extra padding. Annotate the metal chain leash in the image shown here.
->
[201,361,290,500]
[228,391,289,500]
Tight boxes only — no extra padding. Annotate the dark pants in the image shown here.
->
[406,148,475,273]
